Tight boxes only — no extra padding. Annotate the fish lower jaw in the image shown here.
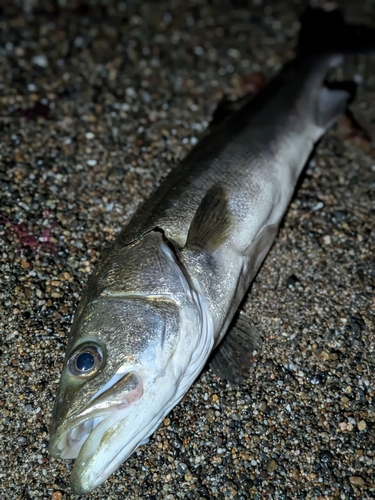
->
[57,415,106,459]
[54,371,144,461]
[56,404,127,460]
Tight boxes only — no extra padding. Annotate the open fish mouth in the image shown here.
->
[50,371,143,461]
[61,415,107,459]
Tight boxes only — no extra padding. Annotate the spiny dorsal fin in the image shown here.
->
[209,310,262,385]
[185,185,234,253]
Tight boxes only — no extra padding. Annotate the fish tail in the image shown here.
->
[294,7,375,130]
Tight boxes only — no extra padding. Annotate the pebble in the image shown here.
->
[176,463,189,475]
[286,274,300,288]
[32,54,48,67]
[349,476,365,486]
[357,420,367,431]
[322,234,331,245]
[266,459,277,473]
[319,450,333,465]
[212,393,219,403]
[310,373,323,385]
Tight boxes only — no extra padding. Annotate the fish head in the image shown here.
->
[49,231,214,494]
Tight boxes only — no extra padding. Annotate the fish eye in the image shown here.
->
[68,344,103,377]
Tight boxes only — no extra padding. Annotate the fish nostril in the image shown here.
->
[125,372,141,391]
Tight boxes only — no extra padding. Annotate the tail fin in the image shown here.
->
[297,7,375,56]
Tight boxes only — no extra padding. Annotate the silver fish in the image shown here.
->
[48,23,357,494]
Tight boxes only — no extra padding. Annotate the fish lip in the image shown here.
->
[49,371,143,460]
[49,409,109,460]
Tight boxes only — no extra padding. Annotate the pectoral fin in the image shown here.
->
[209,310,262,384]
[185,185,234,253]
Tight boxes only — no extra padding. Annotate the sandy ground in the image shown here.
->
[0,1,374,499]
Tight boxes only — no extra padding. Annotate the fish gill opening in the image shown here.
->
[151,226,196,294]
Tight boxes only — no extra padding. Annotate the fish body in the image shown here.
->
[49,27,357,495]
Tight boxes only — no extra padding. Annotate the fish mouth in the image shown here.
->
[49,371,143,462]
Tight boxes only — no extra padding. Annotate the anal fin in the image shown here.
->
[209,310,262,384]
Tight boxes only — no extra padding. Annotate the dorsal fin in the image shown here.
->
[185,185,234,253]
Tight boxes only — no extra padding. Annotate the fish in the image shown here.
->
[48,8,375,494]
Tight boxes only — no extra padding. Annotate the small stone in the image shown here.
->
[163,417,171,427]
[339,421,353,432]
[259,401,267,412]
[291,468,301,480]
[52,492,63,500]
[60,272,72,281]
[349,476,365,486]
[349,317,364,337]
[32,54,48,67]
[333,209,346,221]
[314,348,329,361]
[342,480,352,492]
[259,470,269,480]
[322,235,331,245]
[107,166,124,180]
[266,459,277,473]
[212,393,219,403]
[176,462,189,475]
[172,438,182,448]
[310,373,323,385]
[319,450,333,464]
[213,436,223,447]
[312,201,324,211]
[357,420,366,431]
[286,274,300,288]
[206,409,215,423]
[24,404,33,413]
[266,484,275,495]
